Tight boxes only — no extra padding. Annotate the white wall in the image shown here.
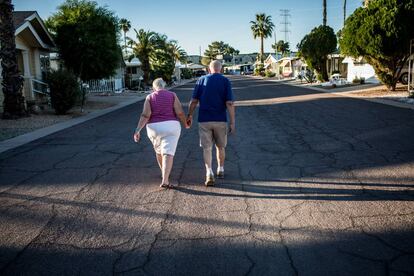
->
[345,59,380,83]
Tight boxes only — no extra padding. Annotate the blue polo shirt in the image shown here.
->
[192,73,234,122]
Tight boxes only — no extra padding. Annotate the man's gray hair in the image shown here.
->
[152,78,166,91]
[209,60,222,72]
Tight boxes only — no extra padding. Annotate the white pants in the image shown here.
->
[146,120,181,156]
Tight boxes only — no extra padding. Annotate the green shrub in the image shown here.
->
[181,68,193,79]
[352,77,365,84]
[254,63,265,76]
[48,69,80,114]
[265,71,276,78]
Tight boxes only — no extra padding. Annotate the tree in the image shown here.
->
[0,0,27,119]
[272,40,290,56]
[150,34,176,83]
[339,0,414,91]
[297,25,337,81]
[46,0,120,81]
[130,30,186,83]
[131,29,157,84]
[323,0,327,26]
[250,13,274,63]
[169,40,187,64]
[119,18,131,57]
[203,41,239,64]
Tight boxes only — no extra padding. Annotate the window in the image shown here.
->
[129,67,137,74]
[40,54,50,80]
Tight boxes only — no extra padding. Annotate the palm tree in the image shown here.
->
[323,0,327,26]
[132,29,157,84]
[272,40,290,56]
[0,0,27,119]
[250,13,274,63]
[119,18,131,57]
[169,40,187,64]
[343,0,347,26]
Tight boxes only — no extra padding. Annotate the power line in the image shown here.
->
[280,9,291,43]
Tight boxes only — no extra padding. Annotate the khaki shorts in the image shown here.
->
[199,122,228,148]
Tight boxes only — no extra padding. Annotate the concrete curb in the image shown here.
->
[275,81,414,111]
[0,80,195,154]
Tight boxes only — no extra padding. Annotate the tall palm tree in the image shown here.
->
[132,29,157,84]
[119,18,131,57]
[323,0,327,26]
[250,13,274,63]
[0,0,27,119]
[343,0,347,26]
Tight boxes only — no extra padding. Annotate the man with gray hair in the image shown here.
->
[187,60,236,186]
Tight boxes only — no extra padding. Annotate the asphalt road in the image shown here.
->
[1,76,413,275]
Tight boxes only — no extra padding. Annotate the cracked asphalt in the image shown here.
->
[1,76,414,275]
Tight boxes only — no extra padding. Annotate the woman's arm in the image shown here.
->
[133,97,151,142]
[173,94,189,128]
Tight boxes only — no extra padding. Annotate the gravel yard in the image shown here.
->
[0,91,145,142]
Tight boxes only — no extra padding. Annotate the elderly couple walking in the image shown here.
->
[133,60,236,188]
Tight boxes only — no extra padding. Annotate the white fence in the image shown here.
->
[85,77,124,93]
[31,78,49,95]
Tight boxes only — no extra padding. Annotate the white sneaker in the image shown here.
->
[205,174,215,186]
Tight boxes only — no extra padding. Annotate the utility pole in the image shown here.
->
[274,31,277,56]
[280,9,291,44]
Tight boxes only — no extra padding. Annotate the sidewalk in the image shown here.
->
[0,79,194,153]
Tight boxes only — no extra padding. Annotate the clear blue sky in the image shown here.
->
[14,0,363,55]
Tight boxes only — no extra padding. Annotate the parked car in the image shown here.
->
[399,66,409,85]
[398,56,413,85]
[241,70,253,75]
[195,70,206,77]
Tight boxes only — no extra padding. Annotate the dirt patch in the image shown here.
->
[0,99,117,142]
[348,84,411,97]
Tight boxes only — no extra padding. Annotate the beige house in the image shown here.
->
[0,11,55,108]
[263,54,280,73]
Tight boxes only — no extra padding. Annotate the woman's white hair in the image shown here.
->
[152,78,166,91]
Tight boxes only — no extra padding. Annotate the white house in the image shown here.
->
[263,54,305,78]
[0,11,55,108]
[125,57,143,89]
[231,54,256,65]
[342,57,380,83]
[186,55,202,64]
[263,54,280,72]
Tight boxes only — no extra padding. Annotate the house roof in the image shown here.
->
[13,11,37,29]
[125,57,142,67]
[13,11,55,50]
[264,54,279,63]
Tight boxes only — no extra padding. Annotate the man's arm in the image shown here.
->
[226,101,235,135]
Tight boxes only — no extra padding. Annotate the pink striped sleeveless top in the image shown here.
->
[148,89,178,124]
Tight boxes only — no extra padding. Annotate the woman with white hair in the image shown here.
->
[134,78,188,188]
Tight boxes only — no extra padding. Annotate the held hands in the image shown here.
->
[133,131,140,143]
[228,123,236,135]
[186,115,193,129]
